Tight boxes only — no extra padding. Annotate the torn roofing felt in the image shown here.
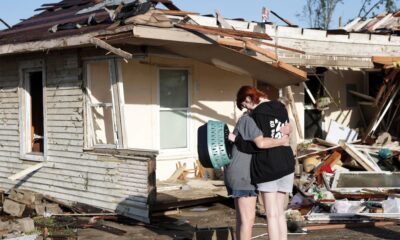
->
[0,0,307,87]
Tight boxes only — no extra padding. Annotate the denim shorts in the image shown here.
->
[226,187,258,198]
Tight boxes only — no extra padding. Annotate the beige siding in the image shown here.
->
[120,55,253,180]
[0,51,154,223]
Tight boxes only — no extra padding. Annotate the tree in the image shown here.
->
[357,0,398,19]
[299,0,343,29]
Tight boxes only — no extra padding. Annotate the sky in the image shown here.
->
[0,0,369,30]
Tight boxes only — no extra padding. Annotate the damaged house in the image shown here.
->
[0,0,307,222]
[0,0,399,223]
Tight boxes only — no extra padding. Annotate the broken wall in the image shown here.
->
[324,70,364,130]
[291,69,364,140]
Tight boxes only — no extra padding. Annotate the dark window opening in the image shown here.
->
[368,71,384,98]
[346,84,358,108]
[29,71,44,153]
[304,73,325,139]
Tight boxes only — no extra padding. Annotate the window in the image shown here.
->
[159,69,189,149]
[19,64,46,161]
[85,59,124,148]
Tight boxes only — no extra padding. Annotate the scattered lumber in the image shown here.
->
[305,221,396,231]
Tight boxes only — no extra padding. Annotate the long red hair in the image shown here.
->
[236,86,267,110]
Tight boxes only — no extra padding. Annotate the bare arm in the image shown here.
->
[280,123,292,135]
[253,134,289,149]
[230,133,289,152]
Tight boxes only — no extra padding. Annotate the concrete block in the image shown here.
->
[34,204,46,216]
[8,189,42,206]
[35,203,63,216]
[45,204,63,215]
[15,218,35,233]
[3,199,26,217]
[0,220,11,231]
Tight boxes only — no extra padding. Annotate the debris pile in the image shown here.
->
[0,189,125,239]
[290,130,400,232]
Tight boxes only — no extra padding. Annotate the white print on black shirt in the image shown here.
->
[269,119,287,139]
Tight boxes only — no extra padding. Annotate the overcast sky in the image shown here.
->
[0,0,366,30]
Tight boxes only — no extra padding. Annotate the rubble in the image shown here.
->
[291,129,400,230]
[0,188,126,239]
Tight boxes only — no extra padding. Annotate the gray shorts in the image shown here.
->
[257,173,294,193]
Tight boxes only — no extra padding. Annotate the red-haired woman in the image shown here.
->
[232,85,295,240]
[225,111,289,240]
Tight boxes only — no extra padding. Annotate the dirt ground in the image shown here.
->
[76,199,400,240]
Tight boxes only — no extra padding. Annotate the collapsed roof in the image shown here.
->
[343,11,400,34]
[0,0,307,88]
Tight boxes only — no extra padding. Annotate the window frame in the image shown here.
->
[157,67,191,152]
[18,60,47,162]
[83,58,125,149]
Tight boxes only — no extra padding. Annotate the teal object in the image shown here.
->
[378,148,392,159]
[206,120,232,169]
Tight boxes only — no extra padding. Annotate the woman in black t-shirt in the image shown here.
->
[233,86,295,240]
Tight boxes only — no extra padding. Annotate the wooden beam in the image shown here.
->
[270,10,297,27]
[175,23,273,41]
[90,37,132,59]
[215,10,234,29]
[348,90,375,101]
[372,56,400,66]
[245,40,277,61]
[305,221,396,231]
[0,18,11,29]
[340,143,381,171]
[285,86,304,139]
[217,38,306,79]
[217,38,277,61]
[151,0,180,10]
[364,71,400,141]
[0,25,135,56]
[274,61,307,80]
[217,37,246,48]
[8,163,45,181]
[251,39,305,54]
[158,9,199,16]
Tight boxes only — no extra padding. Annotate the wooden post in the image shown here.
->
[286,86,303,139]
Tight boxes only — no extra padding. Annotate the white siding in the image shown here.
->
[0,51,154,223]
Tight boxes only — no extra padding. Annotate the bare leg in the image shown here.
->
[234,196,257,240]
[276,192,288,240]
[262,192,280,240]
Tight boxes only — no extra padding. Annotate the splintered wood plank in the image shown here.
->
[372,56,400,66]
[8,162,45,181]
[89,38,132,59]
[175,23,272,40]
[341,143,381,171]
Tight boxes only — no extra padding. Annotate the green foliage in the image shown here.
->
[300,0,343,29]
[358,0,398,19]
[299,0,399,29]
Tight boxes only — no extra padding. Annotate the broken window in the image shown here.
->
[304,73,325,139]
[19,65,46,161]
[85,59,124,148]
[159,69,189,149]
